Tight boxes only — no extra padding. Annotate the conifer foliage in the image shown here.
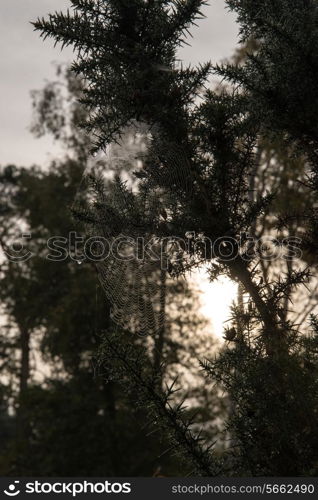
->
[34,0,210,150]
[218,0,318,158]
[34,0,318,475]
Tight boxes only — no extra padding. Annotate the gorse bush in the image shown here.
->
[33,0,318,475]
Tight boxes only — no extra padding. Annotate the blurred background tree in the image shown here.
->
[0,66,219,476]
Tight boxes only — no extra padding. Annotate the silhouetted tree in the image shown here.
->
[32,0,318,476]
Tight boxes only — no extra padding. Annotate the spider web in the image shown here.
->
[74,134,196,336]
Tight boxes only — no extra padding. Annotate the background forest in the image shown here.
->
[1,0,318,478]
[0,66,221,476]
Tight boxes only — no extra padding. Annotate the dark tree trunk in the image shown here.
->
[19,328,30,396]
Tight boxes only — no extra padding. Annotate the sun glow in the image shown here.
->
[194,268,238,339]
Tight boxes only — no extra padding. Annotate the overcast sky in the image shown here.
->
[0,0,238,167]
